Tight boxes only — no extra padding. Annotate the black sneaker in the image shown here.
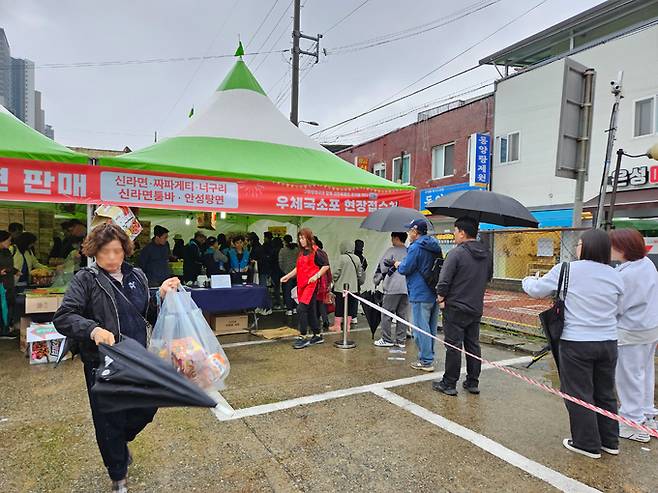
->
[293,337,310,349]
[432,380,457,396]
[309,335,324,345]
[462,381,480,395]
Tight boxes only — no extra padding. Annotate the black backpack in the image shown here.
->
[422,249,444,294]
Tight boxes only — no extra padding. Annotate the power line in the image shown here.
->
[311,64,482,138]
[0,48,290,70]
[323,0,372,34]
[327,0,500,53]
[252,0,295,72]
[314,0,551,138]
[247,0,283,48]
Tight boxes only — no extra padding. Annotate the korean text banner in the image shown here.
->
[0,158,414,217]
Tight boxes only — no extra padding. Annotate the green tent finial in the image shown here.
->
[235,41,245,58]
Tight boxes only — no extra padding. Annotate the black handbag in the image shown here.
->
[538,262,569,368]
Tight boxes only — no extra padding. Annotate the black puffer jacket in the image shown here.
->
[53,263,152,365]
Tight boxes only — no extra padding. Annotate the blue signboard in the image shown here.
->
[419,182,480,211]
[470,133,491,188]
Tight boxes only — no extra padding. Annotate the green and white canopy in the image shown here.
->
[0,104,88,163]
[101,59,407,190]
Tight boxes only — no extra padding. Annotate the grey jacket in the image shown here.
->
[333,240,365,292]
[374,246,408,295]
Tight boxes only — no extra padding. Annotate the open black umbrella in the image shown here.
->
[92,337,218,413]
[426,190,538,228]
[360,207,434,233]
[359,290,383,339]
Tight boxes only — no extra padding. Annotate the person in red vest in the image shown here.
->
[281,228,330,349]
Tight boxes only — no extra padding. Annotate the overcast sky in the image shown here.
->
[0,0,602,150]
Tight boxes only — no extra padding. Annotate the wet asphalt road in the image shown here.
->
[1,326,656,492]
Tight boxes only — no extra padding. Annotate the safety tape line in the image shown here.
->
[348,291,658,439]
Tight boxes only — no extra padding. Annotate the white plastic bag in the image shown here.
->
[149,288,230,391]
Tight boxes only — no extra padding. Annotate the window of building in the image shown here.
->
[634,97,655,137]
[500,132,520,164]
[431,143,455,179]
[373,162,386,179]
[392,154,411,184]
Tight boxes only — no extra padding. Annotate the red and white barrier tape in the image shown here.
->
[348,290,658,439]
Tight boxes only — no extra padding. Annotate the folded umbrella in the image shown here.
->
[359,290,383,339]
[92,337,218,413]
[360,207,434,233]
[426,190,538,228]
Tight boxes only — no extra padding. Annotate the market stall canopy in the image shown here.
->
[100,60,406,190]
[0,105,87,163]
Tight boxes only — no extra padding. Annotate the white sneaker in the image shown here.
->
[286,310,293,316]
[353,317,358,324]
[601,445,619,456]
[293,308,297,314]
[396,342,406,348]
[619,422,651,443]
[373,338,394,347]
[645,417,657,432]
[562,439,601,459]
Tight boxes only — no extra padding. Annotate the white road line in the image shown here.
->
[371,388,601,493]
[213,355,531,421]
[222,327,371,348]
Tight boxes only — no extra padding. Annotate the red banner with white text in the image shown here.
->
[0,157,414,217]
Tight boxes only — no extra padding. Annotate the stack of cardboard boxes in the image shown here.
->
[0,207,56,262]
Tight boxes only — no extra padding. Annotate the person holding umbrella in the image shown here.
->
[280,228,329,349]
[53,222,181,492]
[432,217,492,396]
[522,229,623,459]
[394,219,443,372]
[373,232,409,348]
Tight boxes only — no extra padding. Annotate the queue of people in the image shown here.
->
[523,228,658,459]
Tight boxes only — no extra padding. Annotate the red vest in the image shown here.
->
[296,246,320,305]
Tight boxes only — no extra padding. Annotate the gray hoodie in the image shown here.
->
[333,240,365,292]
[374,246,408,295]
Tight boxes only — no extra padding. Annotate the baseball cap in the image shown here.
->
[403,218,428,234]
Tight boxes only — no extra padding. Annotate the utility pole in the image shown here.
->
[595,72,624,229]
[290,0,321,126]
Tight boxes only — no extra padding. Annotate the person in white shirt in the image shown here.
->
[610,228,658,443]
[522,229,624,459]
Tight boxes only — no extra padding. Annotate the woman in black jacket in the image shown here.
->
[53,223,179,493]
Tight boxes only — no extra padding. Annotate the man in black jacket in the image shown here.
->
[432,217,492,396]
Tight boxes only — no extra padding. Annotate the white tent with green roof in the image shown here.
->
[100,55,408,191]
[0,104,87,163]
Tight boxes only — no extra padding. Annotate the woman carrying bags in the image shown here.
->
[330,240,365,332]
[53,222,180,493]
[522,229,623,459]
[610,228,658,443]
[280,228,329,349]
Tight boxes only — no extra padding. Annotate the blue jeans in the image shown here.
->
[411,301,440,365]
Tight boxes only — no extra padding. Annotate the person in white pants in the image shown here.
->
[610,229,658,443]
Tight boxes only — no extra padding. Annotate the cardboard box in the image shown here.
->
[9,209,24,224]
[19,316,30,353]
[0,209,9,224]
[212,314,248,335]
[25,322,67,364]
[38,210,54,227]
[25,294,62,314]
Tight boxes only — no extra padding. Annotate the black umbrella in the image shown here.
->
[426,190,538,228]
[359,290,384,339]
[92,338,218,413]
[360,207,434,233]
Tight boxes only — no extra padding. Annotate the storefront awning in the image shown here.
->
[584,188,658,211]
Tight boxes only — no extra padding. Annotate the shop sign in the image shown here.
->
[0,157,414,217]
[469,133,491,188]
[614,164,658,188]
[419,182,481,212]
[356,157,369,171]
[645,237,658,254]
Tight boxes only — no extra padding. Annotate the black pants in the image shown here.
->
[559,340,618,452]
[84,363,157,481]
[442,308,482,388]
[317,302,329,326]
[298,295,320,336]
[333,291,358,318]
